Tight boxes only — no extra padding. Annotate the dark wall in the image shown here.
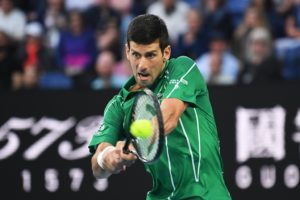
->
[0,83,300,199]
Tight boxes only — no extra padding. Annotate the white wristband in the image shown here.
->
[97,146,115,169]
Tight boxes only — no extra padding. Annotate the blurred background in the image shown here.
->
[0,0,300,199]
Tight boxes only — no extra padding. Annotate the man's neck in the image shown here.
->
[129,84,144,92]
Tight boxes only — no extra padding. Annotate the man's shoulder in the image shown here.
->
[104,92,124,113]
[170,56,196,69]
[114,90,126,102]
[107,89,126,104]
[166,56,201,82]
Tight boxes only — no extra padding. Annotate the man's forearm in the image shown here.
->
[91,142,114,179]
[160,98,187,135]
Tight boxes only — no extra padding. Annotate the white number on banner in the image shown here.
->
[21,169,32,192]
[236,165,252,189]
[94,178,109,191]
[58,116,102,160]
[23,117,76,160]
[45,168,59,192]
[260,165,276,189]
[69,168,84,191]
[0,116,102,160]
[0,118,35,160]
[284,164,299,188]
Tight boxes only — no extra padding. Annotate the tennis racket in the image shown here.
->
[123,88,164,164]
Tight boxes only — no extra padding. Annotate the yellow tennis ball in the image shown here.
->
[130,119,153,138]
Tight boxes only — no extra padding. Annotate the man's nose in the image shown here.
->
[137,57,148,71]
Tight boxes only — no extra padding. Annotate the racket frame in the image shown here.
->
[123,88,164,164]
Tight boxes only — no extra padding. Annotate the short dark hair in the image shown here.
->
[126,14,170,52]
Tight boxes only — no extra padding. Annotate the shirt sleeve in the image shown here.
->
[88,95,124,153]
[163,56,207,108]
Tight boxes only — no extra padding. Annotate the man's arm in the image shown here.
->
[91,141,137,179]
[160,98,188,135]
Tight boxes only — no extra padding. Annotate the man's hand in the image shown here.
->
[101,141,137,174]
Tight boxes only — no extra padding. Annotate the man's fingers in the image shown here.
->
[105,148,135,173]
[128,143,136,151]
[102,142,137,174]
[116,146,137,167]
[115,141,137,161]
[115,141,126,150]
[106,157,124,174]
[121,148,137,161]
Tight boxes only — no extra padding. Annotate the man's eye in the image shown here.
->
[147,54,156,59]
[132,53,140,58]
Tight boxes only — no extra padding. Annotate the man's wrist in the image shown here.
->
[97,146,115,170]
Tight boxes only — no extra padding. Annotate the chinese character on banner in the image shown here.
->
[292,109,300,152]
[236,106,286,163]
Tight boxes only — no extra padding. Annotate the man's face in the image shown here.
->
[1,0,13,13]
[162,0,175,9]
[210,39,226,54]
[126,39,170,88]
[250,39,269,59]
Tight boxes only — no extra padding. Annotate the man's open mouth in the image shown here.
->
[138,72,150,80]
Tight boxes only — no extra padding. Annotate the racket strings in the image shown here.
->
[132,94,160,161]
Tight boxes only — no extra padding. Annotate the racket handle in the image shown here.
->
[123,138,131,154]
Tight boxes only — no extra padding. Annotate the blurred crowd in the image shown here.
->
[0,0,300,91]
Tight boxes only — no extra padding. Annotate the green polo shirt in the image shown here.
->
[89,56,232,200]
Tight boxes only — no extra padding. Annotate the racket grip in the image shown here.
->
[123,138,131,154]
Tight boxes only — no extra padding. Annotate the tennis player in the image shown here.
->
[89,14,232,200]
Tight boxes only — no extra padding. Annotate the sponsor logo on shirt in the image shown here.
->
[169,79,188,86]
[95,122,105,135]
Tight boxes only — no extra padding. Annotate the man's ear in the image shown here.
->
[125,44,130,60]
[163,45,171,60]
